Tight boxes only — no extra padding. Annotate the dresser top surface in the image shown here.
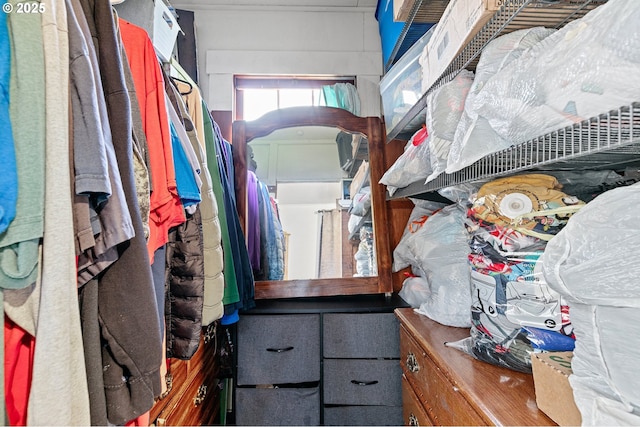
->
[395,307,556,427]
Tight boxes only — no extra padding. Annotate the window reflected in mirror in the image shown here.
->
[246,126,375,281]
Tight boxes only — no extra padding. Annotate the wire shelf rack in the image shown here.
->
[385,0,446,72]
[389,102,640,200]
[385,0,607,142]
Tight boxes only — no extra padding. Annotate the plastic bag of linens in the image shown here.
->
[446,27,556,173]
[467,0,640,155]
[398,274,432,309]
[392,198,449,272]
[379,126,430,196]
[542,181,640,307]
[347,213,362,235]
[424,70,474,182]
[349,186,371,216]
[395,200,472,327]
[354,225,376,277]
[445,174,583,372]
[541,182,640,424]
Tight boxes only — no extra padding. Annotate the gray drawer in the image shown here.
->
[323,359,402,406]
[237,314,320,385]
[323,405,403,426]
[235,386,320,426]
[323,313,400,358]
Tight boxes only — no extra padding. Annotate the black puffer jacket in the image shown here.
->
[165,206,205,359]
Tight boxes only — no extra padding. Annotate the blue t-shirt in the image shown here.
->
[0,13,17,233]
[170,121,201,208]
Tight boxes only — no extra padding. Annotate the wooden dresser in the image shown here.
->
[395,308,556,426]
[150,324,221,426]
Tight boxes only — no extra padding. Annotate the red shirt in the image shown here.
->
[119,19,185,262]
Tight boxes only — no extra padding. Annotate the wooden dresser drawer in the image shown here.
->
[235,386,320,426]
[152,329,215,423]
[185,328,214,369]
[237,314,320,385]
[154,348,219,426]
[400,325,486,426]
[323,313,400,358]
[324,405,403,426]
[323,359,402,406]
[402,374,434,426]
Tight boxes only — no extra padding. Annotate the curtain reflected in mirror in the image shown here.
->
[247,125,374,281]
[317,209,341,278]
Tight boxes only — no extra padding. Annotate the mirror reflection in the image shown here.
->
[246,125,376,281]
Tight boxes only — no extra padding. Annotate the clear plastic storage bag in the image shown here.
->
[446,174,581,372]
[354,225,377,277]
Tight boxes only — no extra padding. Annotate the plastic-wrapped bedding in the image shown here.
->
[379,126,431,196]
[567,303,640,425]
[424,70,474,182]
[471,0,640,148]
[394,202,472,327]
[446,27,556,173]
[541,182,640,424]
[392,199,449,273]
[542,182,640,307]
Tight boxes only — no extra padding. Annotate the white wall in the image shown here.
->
[170,3,384,116]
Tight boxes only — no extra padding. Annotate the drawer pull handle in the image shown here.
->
[193,384,207,407]
[350,379,379,386]
[159,372,173,399]
[266,346,294,353]
[408,413,419,426]
[406,352,420,373]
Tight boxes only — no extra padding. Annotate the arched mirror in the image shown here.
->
[232,106,392,299]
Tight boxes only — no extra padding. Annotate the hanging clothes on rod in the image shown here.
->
[1,1,256,424]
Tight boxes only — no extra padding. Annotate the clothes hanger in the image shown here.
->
[170,76,193,95]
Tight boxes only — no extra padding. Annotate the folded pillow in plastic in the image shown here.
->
[424,70,474,182]
[446,27,556,173]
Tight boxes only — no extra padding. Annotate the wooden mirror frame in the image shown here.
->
[232,106,393,299]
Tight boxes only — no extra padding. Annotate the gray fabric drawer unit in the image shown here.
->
[235,386,320,426]
[323,405,403,426]
[237,314,320,385]
[323,359,402,406]
[323,313,400,358]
